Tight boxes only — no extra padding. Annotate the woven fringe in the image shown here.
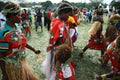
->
[5,58,39,80]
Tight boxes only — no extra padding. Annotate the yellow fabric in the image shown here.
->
[101,74,107,80]
[68,16,75,24]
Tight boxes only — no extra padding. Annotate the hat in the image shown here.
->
[57,3,73,14]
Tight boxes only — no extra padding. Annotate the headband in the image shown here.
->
[2,7,20,16]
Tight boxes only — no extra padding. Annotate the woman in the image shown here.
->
[41,3,73,80]
[0,2,40,80]
[79,15,106,58]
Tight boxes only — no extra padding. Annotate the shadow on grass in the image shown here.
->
[72,46,110,80]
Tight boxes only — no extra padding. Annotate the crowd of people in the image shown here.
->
[0,1,120,80]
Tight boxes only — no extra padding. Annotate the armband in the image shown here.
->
[101,74,107,80]
[0,42,9,53]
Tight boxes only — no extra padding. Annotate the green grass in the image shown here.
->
[0,15,111,80]
[25,15,111,80]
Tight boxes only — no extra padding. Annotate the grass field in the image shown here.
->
[25,15,111,80]
[0,15,111,80]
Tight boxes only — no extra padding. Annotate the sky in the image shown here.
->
[4,0,113,4]
[28,0,112,4]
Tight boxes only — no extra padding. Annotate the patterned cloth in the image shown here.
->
[0,22,26,57]
[104,41,120,72]
[88,32,106,51]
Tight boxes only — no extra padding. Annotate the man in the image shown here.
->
[41,3,73,80]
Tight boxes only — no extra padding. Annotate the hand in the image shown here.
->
[34,50,41,54]
[96,75,102,80]
[46,46,53,52]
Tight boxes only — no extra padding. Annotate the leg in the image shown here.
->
[35,22,38,32]
[40,22,43,32]
[79,44,89,58]
[101,50,104,57]
[35,26,38,32]
[47,19,51,31]
[38,21,43,32]
[96,72,115,80]
[0,60,9,80]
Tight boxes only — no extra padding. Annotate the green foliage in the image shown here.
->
[41,1,54,10]
[110,0,120,9]
[0,1,7,11]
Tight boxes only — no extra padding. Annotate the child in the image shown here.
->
[79,16,106,58]
[55,44,75,80]
[22,21,31,37]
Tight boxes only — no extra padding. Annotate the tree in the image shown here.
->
[0,1,7,11]
[110,0,120,9]
[41,1,54,10]
[89,0,103,8]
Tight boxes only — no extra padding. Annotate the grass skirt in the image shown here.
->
[5,58,39,80]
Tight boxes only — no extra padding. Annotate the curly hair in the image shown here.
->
[55,44,72,63]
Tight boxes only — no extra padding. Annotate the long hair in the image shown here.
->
[88,21,101,36]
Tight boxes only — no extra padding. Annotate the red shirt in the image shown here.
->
[49,18,67,46]
[47,11,52,19]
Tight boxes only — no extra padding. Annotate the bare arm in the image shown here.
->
[26,43,41,54]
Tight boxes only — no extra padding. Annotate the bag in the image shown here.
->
[0,42,9,53]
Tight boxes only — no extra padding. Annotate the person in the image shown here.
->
[34,8,43,32]
[47,9,52,31]
[79,16,106,58]
[96,33,120,80]
[41,3,73,80]
[104,15,120,47]
[66,12,77,46]
[22,21,31,37]
[86,10,92,23]
[55,44,75,80]
[70,7,80,46]
[28,10,32,26]
[0,2,40,80]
